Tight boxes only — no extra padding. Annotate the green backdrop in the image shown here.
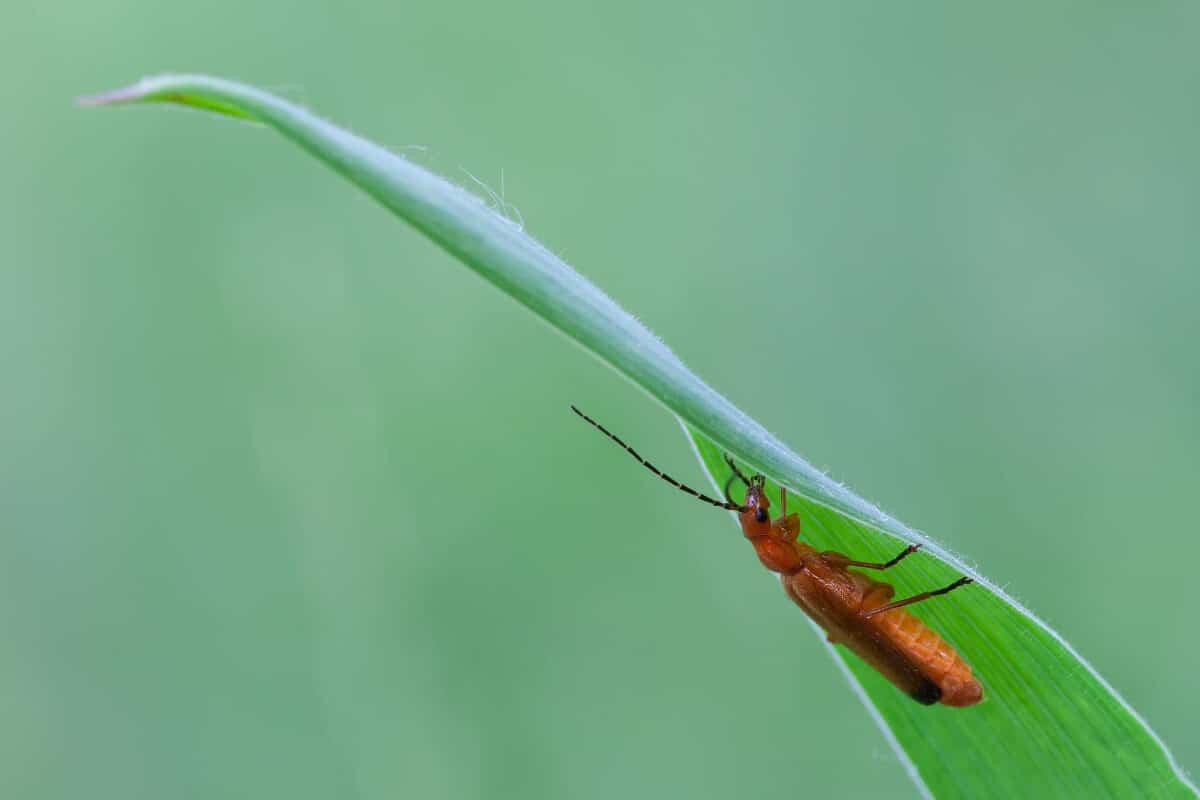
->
[3,2,1198,797]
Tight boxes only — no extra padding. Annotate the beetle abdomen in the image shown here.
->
[783,565,983,707]
[871,606,983,707]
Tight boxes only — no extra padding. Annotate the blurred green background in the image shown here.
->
[3,2,1198,797]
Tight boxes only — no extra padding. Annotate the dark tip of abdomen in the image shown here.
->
[910,681,942,706]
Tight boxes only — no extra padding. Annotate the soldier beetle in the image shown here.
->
[572,406,982,707]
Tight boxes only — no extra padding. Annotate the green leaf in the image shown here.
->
[80,74,1197,799]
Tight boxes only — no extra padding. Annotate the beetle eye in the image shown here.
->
[755,508,769,523]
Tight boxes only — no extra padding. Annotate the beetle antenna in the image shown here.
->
[571,405,746,512]
[723,454,753,488]
[724,474,738,506]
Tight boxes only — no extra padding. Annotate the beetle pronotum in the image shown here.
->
[571,406,982,707]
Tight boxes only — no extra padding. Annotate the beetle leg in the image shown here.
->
[862,577,974,618]
[858,581,896,614]
[772,511,801,542]
[841,544,921,571]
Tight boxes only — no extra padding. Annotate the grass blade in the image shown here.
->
[80,74,1197,798]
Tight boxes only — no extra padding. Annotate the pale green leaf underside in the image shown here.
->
[79,75,1196,799]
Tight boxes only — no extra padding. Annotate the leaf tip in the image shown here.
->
[75,82,146,108]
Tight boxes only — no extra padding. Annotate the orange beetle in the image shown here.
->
[572,406,982,707]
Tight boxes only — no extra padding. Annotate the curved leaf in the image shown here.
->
[80,74,1197,798]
